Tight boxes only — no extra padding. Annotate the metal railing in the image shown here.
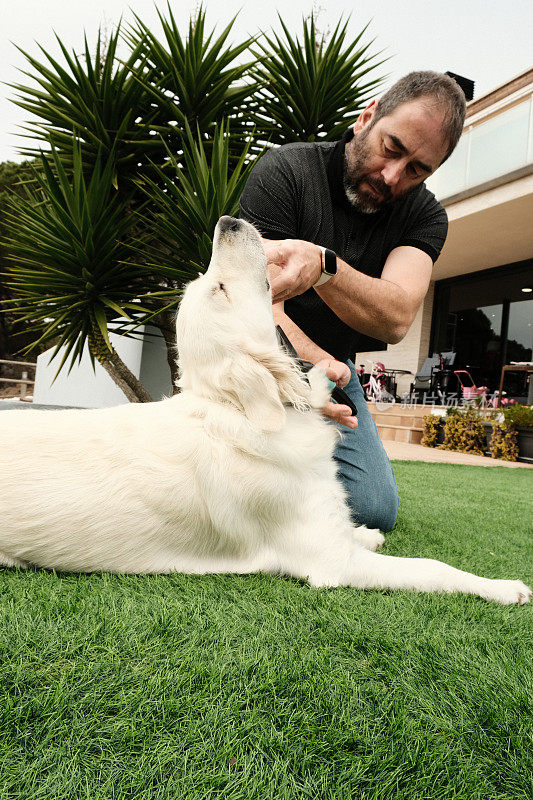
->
[426,93,533,201]
[0,359,36,398]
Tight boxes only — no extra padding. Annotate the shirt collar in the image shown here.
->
[327,126,355,210]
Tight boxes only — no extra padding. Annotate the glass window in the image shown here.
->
[506,298,533,362]
[503,298,533,401]
[468,100,530,186]
[432,262,533,398]
[453,304,503,389]
[426,135,468,199]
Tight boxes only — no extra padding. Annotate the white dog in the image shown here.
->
[0,216,530,606]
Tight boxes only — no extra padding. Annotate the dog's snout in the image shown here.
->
[218,215,241,233]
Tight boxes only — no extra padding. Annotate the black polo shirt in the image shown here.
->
[239,129,448,362]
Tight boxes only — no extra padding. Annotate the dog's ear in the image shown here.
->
[225,350,288,432]
[222,346,310,432]
[231,348,310,431]
[249,348,311,412]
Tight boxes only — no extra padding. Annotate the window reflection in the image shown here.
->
[507,299,533,362]
[452,304,503,390]
[432,264,533,399]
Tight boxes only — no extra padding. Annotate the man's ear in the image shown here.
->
[353,99,378,133]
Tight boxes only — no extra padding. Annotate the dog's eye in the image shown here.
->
[265,279,270,292]
[213,282,229,300]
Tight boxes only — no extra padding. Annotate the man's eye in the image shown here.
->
[384,145,398,157]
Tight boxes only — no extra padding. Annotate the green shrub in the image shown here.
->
[442,408,485,455]
[502,404,533,428]
[490,422,519,461]
[421,414,442,448]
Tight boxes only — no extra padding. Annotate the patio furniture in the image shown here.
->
[496,363,533,407]
[381,367,412,399]
[410,352,455,401]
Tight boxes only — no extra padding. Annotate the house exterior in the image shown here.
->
[361,67,533,402]
[33,69,533,409]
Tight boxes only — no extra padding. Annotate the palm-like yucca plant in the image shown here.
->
[125,4,260,162]
[10,25,161,191]
[4,8,389,400]
[253,15,388,144]
[129,121,259,388]
[1,142,158,402]
[133,121,259,276]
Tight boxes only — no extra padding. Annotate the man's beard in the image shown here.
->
[343,126,415,213]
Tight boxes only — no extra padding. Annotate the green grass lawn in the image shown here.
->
[0,462,531,799]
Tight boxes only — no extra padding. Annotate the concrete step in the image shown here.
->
[376,423,424,445]
[365,401,436,446]
[366,401,441,418]
[371,412,427,427]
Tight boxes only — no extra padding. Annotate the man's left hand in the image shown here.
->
[263,239,322,302]
[315,358,357,430]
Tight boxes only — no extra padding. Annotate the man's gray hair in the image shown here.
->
[372,71,467,163]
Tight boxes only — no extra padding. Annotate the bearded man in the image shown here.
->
[239,71,466,531]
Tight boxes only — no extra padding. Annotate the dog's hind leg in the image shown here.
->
[343,546,531,606]
[0,551,29,569]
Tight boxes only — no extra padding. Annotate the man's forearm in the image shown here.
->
[315,258,411,344]
[265,239,431,345]
[273,303,334,364]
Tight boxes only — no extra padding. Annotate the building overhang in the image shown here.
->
[433,168,533,280]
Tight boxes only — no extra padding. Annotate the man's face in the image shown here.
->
[343,98,449,213]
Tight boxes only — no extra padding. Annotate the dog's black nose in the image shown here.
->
[218,215,241,233]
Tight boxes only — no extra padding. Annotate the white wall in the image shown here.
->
[33,326,172,407]
[359,282,436,396]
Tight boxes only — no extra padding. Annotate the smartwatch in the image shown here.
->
[315,247,338,286]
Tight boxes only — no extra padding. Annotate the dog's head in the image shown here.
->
[176,216,312,431]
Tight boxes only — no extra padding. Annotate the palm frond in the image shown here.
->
[130,121,259,281]
[10,25,162,188]
[252,14,389,144]
[1,141,162,368]
[124,3,261,160]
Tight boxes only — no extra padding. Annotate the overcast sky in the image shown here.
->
[1,0,532,163]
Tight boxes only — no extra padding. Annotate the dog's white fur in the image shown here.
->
[0,217,530,606]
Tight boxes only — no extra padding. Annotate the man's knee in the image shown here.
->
[340,471,399,532]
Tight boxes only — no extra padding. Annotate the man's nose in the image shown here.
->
[380,160,404,188]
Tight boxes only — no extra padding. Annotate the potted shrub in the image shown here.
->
[442,407,486,456]
[501,405,533,463]
[421,414,443,447]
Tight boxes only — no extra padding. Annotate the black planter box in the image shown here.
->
[517,427,533,463]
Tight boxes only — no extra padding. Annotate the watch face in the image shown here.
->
[324,248,337,275]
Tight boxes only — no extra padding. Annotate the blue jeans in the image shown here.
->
[332,361,399,532]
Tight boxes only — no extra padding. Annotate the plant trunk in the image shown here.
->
[88,326,154,403]
[153,310,180,395]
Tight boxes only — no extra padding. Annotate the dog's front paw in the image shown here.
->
[352,527,385,551]
[486,579,532,606]
[307,365,333,410]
